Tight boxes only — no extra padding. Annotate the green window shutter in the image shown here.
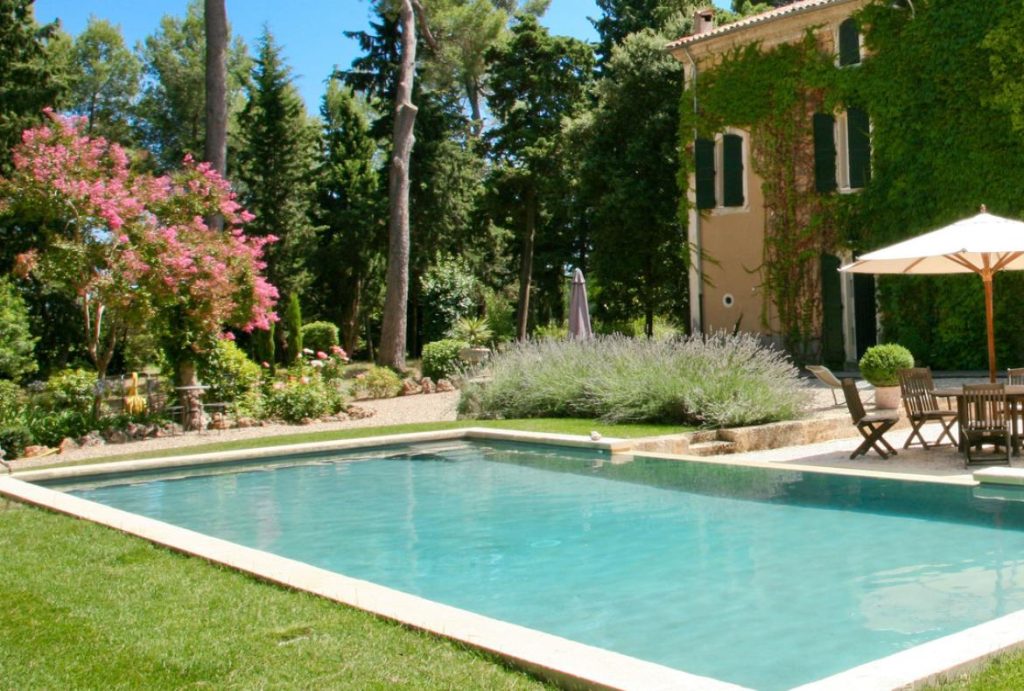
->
[813,113,837,193]
[722,133,744,207]
[695,137,716,209]
[839,18,860,66]
[847,107,871,188]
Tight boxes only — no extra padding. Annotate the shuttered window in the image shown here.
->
[722,133,744,207]
[813,113,837,193]
[838,18,860,66]
[695,137,716,209]
[847,107,871,189]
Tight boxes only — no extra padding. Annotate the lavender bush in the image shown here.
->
[459,333,811,427]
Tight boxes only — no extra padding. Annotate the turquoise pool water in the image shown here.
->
[52,441,1024,690]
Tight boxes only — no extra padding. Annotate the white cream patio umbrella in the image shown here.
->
[840,206,1024,382]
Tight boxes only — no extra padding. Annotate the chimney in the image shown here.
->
[693,8,716,35]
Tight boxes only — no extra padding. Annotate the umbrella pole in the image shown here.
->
[984,271,997,383]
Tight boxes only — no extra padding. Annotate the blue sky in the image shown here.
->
[35,0,727,109]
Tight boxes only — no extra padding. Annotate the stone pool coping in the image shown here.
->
[2,427,1023,690]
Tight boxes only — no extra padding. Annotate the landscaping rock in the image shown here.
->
[209,413,231,430]
[346,405,374,420]
[332,412,350,422]
[77,431,105,447]
[420,377,436,394]
[300,417,315,426]
[401,379,420,396]
[435,378,455,393]
[23,445,57,458]
[105,429,128,445]
[235,417,258,428]
[58,437,80,454]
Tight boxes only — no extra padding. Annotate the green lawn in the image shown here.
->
[933,656,1024,690]
[26,417,690,470]
[0,501,552,689]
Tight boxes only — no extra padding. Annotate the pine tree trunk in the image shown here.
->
[516,186,536,341]
[204,0,228,231]
[378,0,418,371]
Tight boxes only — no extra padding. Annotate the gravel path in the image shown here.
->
[10,391,460,469]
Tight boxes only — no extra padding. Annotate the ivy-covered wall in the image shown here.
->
[681,0,1024,369]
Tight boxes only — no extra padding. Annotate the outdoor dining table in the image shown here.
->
[932,384,1024,455]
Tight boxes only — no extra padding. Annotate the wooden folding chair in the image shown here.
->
[842,378,899,459]
[898,368,957,449]
[962,384,1012,466]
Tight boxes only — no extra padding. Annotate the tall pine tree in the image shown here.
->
[236,28,317,304]
[311,78,384,355]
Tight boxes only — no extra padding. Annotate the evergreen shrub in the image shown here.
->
[459,334,810,427]
[354,366,402,399]
[301,321,340,354]
[198,339,262,412]
[265,378,344,423]
[858,343,914,387]
[422,339,468,381]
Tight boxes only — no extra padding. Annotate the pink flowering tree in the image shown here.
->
[0,111,277,396]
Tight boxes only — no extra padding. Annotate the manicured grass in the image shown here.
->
[27,418,690,469]
[0,502,551,689]
[934,656,1024,690]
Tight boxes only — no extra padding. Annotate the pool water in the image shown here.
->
[53,441,1024,690]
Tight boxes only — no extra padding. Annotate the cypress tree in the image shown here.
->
[236,28,317,301]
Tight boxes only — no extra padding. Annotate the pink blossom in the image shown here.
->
[261,361,270,368]
[219,331,236,341]
[316,351,328,360]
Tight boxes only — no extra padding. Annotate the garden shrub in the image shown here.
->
[420,256,478,343]
[284,294,303,365]
[41,368,97,414]
[198,339,262,405]
[0,424,32,458]
[24,409,95,447]
[0,380,25,423]
[353,366,402,399]
[532,322,566,341]
[459,333,810,427]
[422,339,468,381]
[301,321,340,354]
[0,278,37,382]
[483,288,516,344]
[265,378,345,423]
[858,343,914,387]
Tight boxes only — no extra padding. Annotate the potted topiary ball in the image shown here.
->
[859,343,914,409]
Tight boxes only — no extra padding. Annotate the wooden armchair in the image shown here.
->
[898,368,957,449]
[962,384,1012,466]
[842,378,899,459]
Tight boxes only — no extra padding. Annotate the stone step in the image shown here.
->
[687,440,738,457]
[688,430,720,444]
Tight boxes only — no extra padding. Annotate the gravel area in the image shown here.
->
[8,391,460,470]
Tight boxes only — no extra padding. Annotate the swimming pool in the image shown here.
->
[38,438,1024,690]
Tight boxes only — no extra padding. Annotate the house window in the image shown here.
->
[815,110,871,192]
[694,132,747,210]
[838,18,861,66]
[721,133,745,207]
[845,107,871,189]
[813,113,837,193]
